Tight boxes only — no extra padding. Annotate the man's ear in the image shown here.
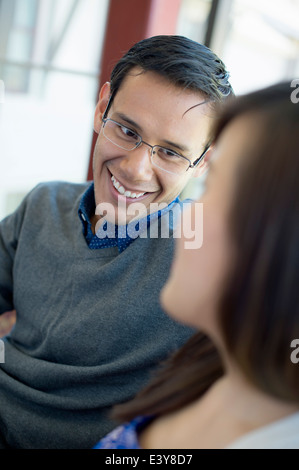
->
[193,145,214,178]
[94,82,111,134]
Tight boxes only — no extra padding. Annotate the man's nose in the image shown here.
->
[120,143,154,180]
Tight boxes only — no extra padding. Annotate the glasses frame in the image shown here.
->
[101,93,211,175]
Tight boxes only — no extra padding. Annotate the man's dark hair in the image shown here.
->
[108,35,233,108]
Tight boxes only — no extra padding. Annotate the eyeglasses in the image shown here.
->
[101,117,210,176]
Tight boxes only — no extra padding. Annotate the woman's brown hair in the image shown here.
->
[112,81,299,422]
[217,82,299,401]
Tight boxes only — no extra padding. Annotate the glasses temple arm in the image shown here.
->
[190,143,211,168]
[102,91,115,120]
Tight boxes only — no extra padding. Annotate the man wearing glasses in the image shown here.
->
[0,35,233,448]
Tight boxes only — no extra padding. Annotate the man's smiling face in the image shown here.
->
[92,67,214,226]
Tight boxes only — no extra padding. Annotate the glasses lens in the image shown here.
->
[103,120,140,151]
[151,147,189,175]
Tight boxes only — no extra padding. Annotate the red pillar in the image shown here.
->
[87,0,182,180]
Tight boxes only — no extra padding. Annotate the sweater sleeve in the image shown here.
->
[0,194,28,315]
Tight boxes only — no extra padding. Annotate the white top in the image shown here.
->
[226,412,299,449]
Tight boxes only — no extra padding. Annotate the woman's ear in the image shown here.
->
[193,145,214,178]
[94,82,111,134]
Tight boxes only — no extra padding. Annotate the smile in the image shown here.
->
[111,175,146,199]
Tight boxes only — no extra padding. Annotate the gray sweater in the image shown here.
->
[0,181,193,449]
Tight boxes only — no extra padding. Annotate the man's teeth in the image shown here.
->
[111,175,145,198]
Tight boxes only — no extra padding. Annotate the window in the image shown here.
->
[177,0,299,199]
[177,0,299,94]
[0,0,109,220]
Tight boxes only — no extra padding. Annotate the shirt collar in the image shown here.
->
[78,183,179,253]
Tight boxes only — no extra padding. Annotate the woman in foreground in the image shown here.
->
[94,81,299,449]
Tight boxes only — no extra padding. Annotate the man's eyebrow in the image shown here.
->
[161,139,189,154]
[113,112,142,132]
[113,112,190,154]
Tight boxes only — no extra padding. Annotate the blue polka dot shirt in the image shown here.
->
[78,183,180,253]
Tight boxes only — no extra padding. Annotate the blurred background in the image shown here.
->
[0,0,298,220]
